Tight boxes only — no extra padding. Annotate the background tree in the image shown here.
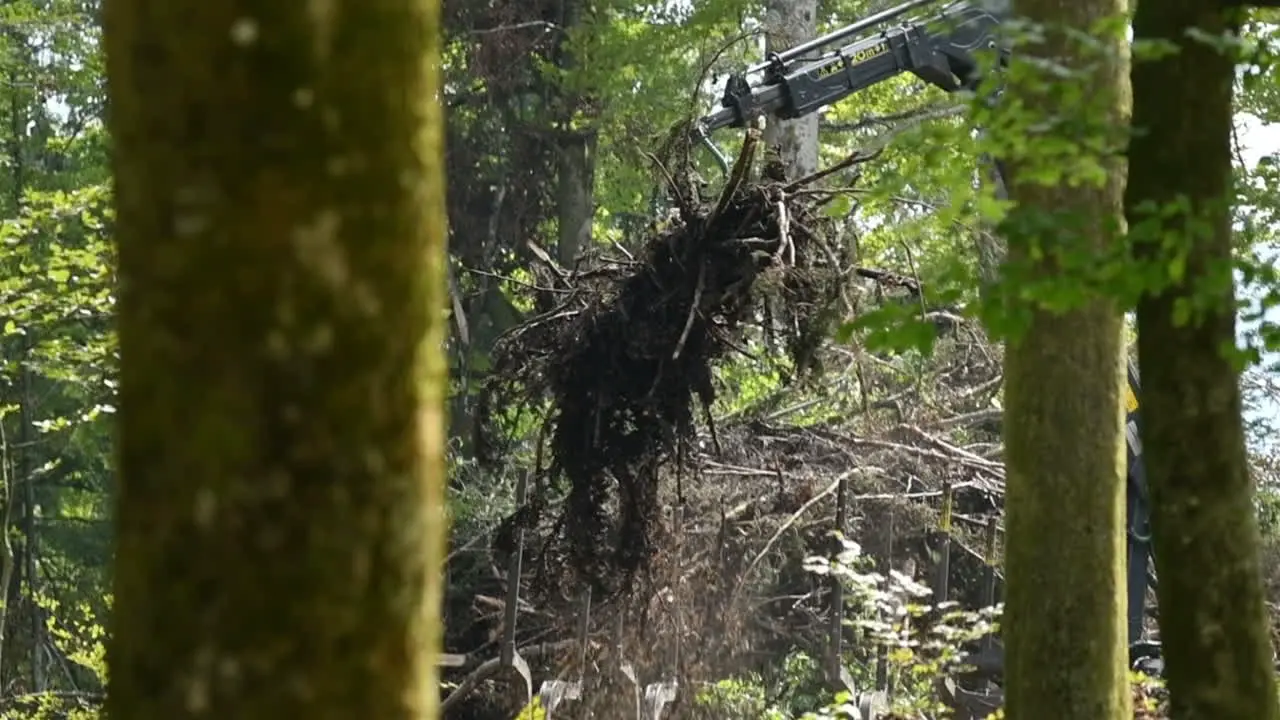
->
[997,0,1132,717]
[1127,1,1280,717]
[763,0,819,177]
[101,1,448,718]
[0,2,112,703]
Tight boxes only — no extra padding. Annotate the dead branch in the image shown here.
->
[710,125,761,223]
[440,640,579,713]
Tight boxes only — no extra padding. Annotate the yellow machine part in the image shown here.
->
[513,696,545,720]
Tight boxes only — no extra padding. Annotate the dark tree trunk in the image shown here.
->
[1127,2,1280,717]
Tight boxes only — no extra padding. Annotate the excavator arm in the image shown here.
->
[696,0,1009,168]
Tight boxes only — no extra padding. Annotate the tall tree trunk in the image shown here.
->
[763,0,818,177]
[0,424,14,681]
[2,30,44,690]
[103,1,449,718]
[20,375,42,693]
[554,0,595,267]
[1127,2,1280,717]
[999,1,1131,717]
[19,359,43,692]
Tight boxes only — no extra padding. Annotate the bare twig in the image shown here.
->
[807,428,1004,481]
[701,460,781,477]
[447,530,492,564]
[900,425,1003,473]
[822,101,964,134]
[953,374,1003,403]
[687,28,767,123]
[773,194,793,266]
[525,240,569,279]
[930,408,1001,431]
[466,21,560,36]
[464,267,567,294]
[673,262,706,360]
[783,148,879,193]
[642,149,690,215]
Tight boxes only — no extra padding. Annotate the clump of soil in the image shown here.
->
[479,128,864,594]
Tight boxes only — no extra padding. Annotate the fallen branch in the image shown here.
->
[953,374,1002,402]
[440,640,578,713]
[700,460,780,477]
[825,431,1005,481]
[930,408,1001,431]
[900,425,1003,468]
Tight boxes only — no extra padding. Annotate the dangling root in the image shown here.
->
[479,127,872,594]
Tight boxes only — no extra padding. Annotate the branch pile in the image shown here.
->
[478,128,864,594]
[448,336,1009,720]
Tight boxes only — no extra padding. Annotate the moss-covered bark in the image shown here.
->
[102,2,448,718]
[1126,3,1280,718]
[1000,1,1131,718]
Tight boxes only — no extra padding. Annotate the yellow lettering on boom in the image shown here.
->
[815,61,842,78]
[812,41,889,80]
[850,42,889,63]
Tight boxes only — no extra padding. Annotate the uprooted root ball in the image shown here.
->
[480,129,859,593]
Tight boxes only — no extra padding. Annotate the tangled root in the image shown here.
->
[479,128,869,594]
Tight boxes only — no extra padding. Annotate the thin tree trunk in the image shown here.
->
[763,0,818,178]
[0,422,15,679]
[1127,2,1280,717]
[19,364,43,692]
[103,1,449,718]
[556,132,594,267]
[999,1,1131,717]
[3,25,41,690]
[553,0,595,267]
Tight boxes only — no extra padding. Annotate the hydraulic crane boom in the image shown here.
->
[696,0,1009,168]
[695,0,1159,663]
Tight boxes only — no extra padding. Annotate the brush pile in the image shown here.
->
[478,128,869,594]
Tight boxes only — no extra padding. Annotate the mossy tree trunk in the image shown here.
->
[1000,0,1131,717]
[1127,2,1280,717]
[102,2,448,718]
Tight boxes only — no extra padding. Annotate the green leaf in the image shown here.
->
[833,320,857,344]
[824,194,853,219]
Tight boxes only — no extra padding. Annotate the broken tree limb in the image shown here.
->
[710,124,761,224]
[440,640,579,713]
